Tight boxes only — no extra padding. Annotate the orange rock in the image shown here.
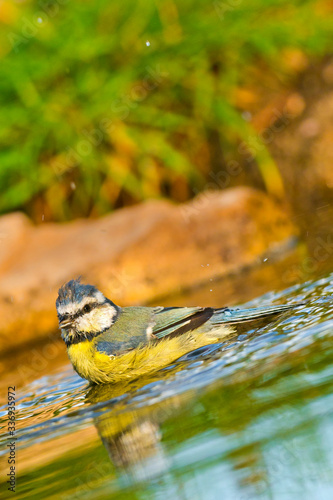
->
[0,187,297,352]
[0,212,31,274]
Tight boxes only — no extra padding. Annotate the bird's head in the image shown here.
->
[56,279,119,345]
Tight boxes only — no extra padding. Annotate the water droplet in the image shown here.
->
[242,111,252,121]
[37,17,43,24]
[70,182,76,190]
[146,40,150,47]
[263,258,268,262]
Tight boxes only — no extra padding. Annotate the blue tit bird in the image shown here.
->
[56,278,295,384]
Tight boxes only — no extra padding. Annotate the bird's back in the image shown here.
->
[94,306,154,356]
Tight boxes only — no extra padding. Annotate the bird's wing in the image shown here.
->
[152,306,215,339]
[152,303,297,339]
[210,303,297,325]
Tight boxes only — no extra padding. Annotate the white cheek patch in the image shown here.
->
[75,304,118,333]
[75,314,93,332]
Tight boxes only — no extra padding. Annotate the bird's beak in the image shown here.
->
[59,318,73,329]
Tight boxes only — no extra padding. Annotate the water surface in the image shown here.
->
[1,265,333,499]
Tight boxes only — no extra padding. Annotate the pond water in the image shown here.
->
[1,217,333,499]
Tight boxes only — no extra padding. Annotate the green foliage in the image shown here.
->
[0,0,332,220]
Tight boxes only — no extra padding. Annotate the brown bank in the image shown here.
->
[0,187,297,353]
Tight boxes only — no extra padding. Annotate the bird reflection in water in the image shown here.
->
[86,376,188,481]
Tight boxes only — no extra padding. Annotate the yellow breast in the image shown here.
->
[67,341,99,381]
[67,327,232,384]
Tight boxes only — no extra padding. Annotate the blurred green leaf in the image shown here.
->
[0,0,332,220]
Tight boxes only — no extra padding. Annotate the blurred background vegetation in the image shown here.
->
[0,0,333,222]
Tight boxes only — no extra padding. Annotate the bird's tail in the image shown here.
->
[212,303,298,325]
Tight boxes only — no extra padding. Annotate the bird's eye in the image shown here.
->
[83,304,92,313]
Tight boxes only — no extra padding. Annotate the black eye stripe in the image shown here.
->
[78,301,101,317]
[58,301,104,321]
